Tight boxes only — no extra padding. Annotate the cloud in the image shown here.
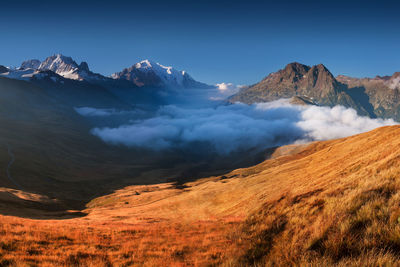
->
[212,83,245,99]
[216,82,238,92]
[74,107,143,117]
[296,105,392,141]
[91,99,397,154]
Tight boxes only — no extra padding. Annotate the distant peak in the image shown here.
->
[0,65,8,74]
[310,63,335,78]
[79,61,90,72]
[133,59,156,69]
[135,59,172,70]
[315,63,329,71]
[392,72,400,78]
[138,59,153,65]
[20,59,41,70]
[50,53,68,60]
[284,62,311,75]
[41,54,77,65]
[112,59,209,89]
[286,62,307,67]
[54,53,69,58]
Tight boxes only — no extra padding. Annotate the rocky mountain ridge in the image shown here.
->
[111,59,213,89]
[3,54,213,90]
[229,62,400,120]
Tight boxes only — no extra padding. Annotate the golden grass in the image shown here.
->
[0,215,245,266]
[3,125,400,266]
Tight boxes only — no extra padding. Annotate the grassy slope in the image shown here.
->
[2,125,400,265]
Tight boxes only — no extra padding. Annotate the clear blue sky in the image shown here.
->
[1,0,400,85]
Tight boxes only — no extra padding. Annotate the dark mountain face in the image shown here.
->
[29,71,133,109]
[337,74,400,120]
[228,62,378,118]
[0,65,8,74]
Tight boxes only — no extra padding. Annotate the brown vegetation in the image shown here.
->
[2,125,400,266]
[0,215,244,266]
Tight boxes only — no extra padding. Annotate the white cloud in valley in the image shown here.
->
[211,83,245,100]
[88,99,396,154]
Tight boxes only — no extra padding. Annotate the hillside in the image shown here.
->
[2,125,400,265]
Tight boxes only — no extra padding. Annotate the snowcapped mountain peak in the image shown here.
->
[39,54,79,74]
[34,54,101,81]
[3,55,212,89]
[135,59,188,83]
[20,59,41,70]
[134,59,175,75]
[135,59,155,69]
[39,54,75,75]
[112,59,212,89]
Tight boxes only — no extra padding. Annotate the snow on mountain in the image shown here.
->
[0,67,61,81]
[112,59,213,89]
[2,55,213,91]
[0,55,84,82]
[387,73,400,90]
[133,59,186,86]
[33,54,104,82]
[21,59,41,70]
[37,54,86,81]
[0,67,38,80]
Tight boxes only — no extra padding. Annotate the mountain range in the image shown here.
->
[2,54,212,89]
[229,62,400,120]
[111,59,213,89]
[0,64,262,208]
[0,54,221,110]
[3,55,400,120]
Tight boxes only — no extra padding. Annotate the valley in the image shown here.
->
[0,55,400,266]
[3,1,400,266]
[1,125,400,265]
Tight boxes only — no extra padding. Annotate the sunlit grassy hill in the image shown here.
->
[2,125,400,265]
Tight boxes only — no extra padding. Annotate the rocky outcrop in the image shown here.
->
[229,62,376,118]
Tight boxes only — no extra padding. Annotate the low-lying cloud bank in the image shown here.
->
[89,99,396,154]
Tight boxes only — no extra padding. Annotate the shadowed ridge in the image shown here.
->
[0,65,8,74]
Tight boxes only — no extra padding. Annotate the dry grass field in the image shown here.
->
[2,125,400,266]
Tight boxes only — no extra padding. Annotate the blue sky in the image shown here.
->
[1,0,400,85]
